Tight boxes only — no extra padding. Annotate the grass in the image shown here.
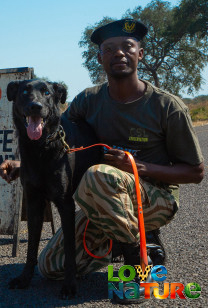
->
[187,101,208,122]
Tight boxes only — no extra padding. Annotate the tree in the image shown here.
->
[171,0,208,38]
[79,16,115,84]
[79,0,208,96]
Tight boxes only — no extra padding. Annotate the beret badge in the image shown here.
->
[122,21,136,33]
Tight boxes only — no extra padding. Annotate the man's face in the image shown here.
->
[98,36,143,79]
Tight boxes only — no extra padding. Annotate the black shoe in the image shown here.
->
[111,229,165,265]
[146,229,166,266]
[113,243,153,304]
[111,241,124,263]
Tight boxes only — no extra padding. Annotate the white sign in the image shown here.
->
[0,68,34,240]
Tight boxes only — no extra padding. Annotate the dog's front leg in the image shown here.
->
[58,199,77,299]
[9,188,46,289]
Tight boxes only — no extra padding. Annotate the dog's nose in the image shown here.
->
[28,101,43,112]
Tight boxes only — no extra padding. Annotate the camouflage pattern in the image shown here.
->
[38,164,178,279]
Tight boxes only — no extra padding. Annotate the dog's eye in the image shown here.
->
[23,90,28,95]
[44,90,50,95]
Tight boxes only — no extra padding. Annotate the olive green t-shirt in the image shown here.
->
[67,80,203,170]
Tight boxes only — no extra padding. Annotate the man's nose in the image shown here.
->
[114,47,125,56]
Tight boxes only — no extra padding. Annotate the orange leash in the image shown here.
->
[83,219,113,259]
[124,151,148,271]
[67,143,111,153]
[68,143,148,267]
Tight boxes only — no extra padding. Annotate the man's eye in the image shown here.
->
[103,47,112,53]
[124,44,132,49]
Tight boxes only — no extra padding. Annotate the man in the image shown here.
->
[0,19,204,303]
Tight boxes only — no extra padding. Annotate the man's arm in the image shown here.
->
[104,149,204,184]
[66,94,87,122]
[0,160,21,183]
[136,160,204,184]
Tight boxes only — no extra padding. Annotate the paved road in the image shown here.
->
[0,125,207,308]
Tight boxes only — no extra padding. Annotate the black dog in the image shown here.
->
[7,79,101,298]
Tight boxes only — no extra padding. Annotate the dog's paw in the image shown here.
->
[9,276,31,289]
[59,280,77,300]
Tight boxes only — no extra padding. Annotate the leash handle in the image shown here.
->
[83,219,113,259]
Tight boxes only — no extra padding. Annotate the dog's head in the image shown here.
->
[7,79,67,141]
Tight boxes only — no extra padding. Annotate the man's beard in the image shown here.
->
[109,69,134,80]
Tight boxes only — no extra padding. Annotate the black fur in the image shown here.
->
[7,79,101,298]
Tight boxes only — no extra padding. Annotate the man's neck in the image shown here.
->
[108,75,146,103]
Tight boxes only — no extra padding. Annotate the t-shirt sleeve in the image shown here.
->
[66,93,87,121]
[166,108,203,165]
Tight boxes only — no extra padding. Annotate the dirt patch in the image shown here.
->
[193,120,208,127]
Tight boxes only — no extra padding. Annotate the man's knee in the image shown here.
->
[86,164,112,177]
[86,164,117,181]
[85,164,103,176]
[85,164,126,190]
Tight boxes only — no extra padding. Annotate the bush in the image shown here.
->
[187,101,208,121]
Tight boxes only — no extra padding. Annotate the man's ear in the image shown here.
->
[97,51,103,65]
[7,81,21,102]
[53,83,67,104]
[138,48,144,61]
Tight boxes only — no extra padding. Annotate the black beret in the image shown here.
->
[91,19,148,46]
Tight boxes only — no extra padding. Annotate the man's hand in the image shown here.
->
[0,160,21,184]
[104,149,133,173]
[104,149,204,184]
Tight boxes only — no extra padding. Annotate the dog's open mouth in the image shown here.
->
[24,116,46,140]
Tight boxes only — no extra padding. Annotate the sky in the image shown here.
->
[0,0,207,101]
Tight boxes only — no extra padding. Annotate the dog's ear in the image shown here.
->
[53,83,67,104]
[7,81,21,102]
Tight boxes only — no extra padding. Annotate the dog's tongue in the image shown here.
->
[27,116,43,140]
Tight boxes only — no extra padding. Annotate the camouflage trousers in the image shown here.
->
[38,164,178,280]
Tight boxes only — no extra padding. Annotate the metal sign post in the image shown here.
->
[0,68,55,257]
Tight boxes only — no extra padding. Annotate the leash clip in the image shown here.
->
[58,125,70,152]
[46,131,57,145]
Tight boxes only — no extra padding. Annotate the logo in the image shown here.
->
[129,127,148,142]
[135,264,152,281]
[108,264,201,300]
[109,145,138,157]
[123,21,136,33]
